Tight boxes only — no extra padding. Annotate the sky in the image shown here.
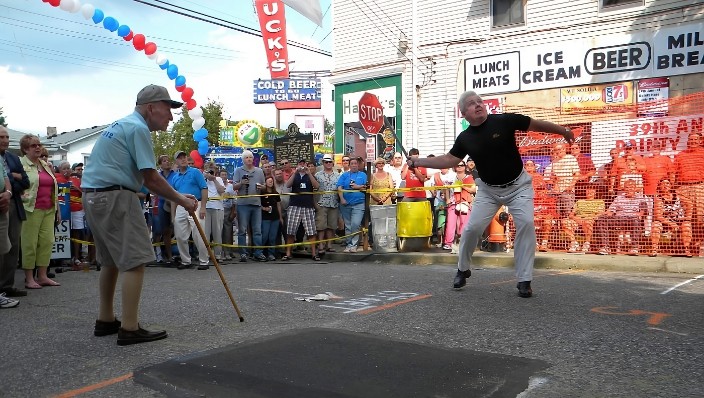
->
[0,0,333,135]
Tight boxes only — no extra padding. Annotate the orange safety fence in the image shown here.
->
[496,91,704,258]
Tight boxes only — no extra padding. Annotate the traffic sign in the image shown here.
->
[358,92,384,135]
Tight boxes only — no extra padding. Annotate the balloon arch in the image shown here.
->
[40,0,210,167]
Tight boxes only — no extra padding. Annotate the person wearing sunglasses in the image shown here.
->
[314,154,340,255]
[407,90,574,298]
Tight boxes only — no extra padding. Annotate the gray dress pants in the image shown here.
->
[457,171,536,282]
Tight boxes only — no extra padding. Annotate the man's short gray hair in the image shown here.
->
[457,90,480,109]
[242,150,253,159]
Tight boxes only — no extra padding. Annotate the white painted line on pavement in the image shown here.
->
[660,274,704,295]
[647,327,689,336]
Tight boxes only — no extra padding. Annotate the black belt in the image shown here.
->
[484,171,523,188]
[82,185,136,193]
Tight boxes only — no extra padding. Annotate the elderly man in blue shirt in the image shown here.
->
[170,151,209,270]
[82,84,198,345]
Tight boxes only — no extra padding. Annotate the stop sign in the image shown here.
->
[358,92,384,134]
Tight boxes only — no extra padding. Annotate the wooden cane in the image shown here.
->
[189,210,244,322]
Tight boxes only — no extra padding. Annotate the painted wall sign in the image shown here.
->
[464,22,704,95]
[342,86,396,123]
[294,115,326,144]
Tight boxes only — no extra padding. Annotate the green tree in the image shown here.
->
[0,107,7,127]
[151,100,224,161]
[324,117,333,134]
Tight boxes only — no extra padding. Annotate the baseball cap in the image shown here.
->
[298,158,308,164]
[71,162,83,170]
[322,154,333,161]
[136,84,183,108]
[174,150,187,160]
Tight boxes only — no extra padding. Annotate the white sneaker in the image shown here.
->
[0,293,19,309]
[343,247,351,253]
[581,242,590,253]
[568,241,580,253]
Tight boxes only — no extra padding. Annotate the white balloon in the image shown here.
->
[60,0,75,11]
[81,4,95,19]
[147,52,157,60]
[188,107,203,119]
[156,54,168,66]
[192,117,205,131]
[70,0,82,13]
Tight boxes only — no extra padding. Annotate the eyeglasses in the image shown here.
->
[324,160,333,163]
[280,161,289,165]
[456,164,465,167]
[342,159,350,162]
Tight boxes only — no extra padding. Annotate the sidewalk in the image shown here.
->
[326,246,704,274]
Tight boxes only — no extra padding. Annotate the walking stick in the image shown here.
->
[189,210,244,322]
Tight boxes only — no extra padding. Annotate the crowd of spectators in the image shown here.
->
[1,128,703,310]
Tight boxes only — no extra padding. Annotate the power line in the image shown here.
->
[311,3,332,38]
[366,0,430,60]
[0,16,238,61]
[349,0,426,69]
[132,0,332,57]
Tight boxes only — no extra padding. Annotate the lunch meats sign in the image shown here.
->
[464,22,704,95]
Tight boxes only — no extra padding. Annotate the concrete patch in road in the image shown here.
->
[134,328,549,398]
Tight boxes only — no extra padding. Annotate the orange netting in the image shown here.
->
[494,92,704,257]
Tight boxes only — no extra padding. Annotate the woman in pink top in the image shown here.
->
[19,135,59,289]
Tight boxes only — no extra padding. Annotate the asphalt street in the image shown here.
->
[1,258,703,397]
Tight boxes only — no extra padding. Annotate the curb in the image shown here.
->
[326,251,704,274]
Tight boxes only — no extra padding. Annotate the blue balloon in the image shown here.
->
[103,17,119,32]
[92,9,105,24]
[117,25,131,37]
[175,76,186,87]
[167,64,179,80]
[159,60,170,70]
[193,128,208,141]
[198,140,209,156]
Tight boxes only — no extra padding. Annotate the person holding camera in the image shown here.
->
[202,161,225,268]
[282,159,320,261]
[337,157,368,253]
[232,150,266,262]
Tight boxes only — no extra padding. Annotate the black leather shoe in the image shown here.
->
[94,318,121,336]
[453,269,471,289]
[1,288,27,297]
[517,281,532,298]
[117,326,167,346]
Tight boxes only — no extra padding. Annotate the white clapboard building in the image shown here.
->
[329,0,704,158]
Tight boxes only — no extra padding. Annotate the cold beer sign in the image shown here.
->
[358,92,384,134]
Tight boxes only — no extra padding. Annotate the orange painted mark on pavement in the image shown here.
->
[489,269,586,285]
[52,372,133,398]
[591,306,671,326]
[357,294,432,315]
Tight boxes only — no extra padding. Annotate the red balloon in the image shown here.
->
[132,34,146,51]
[175,84,185,92]
[144,42,157,55]
[190,150,203,169]
[181,87,194,102]
[123,31,133,41]
[49,0,60,6]
[186,99,197,110]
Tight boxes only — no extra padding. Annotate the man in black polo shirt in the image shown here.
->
[409,90,574,298]
[283,159,320,261]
